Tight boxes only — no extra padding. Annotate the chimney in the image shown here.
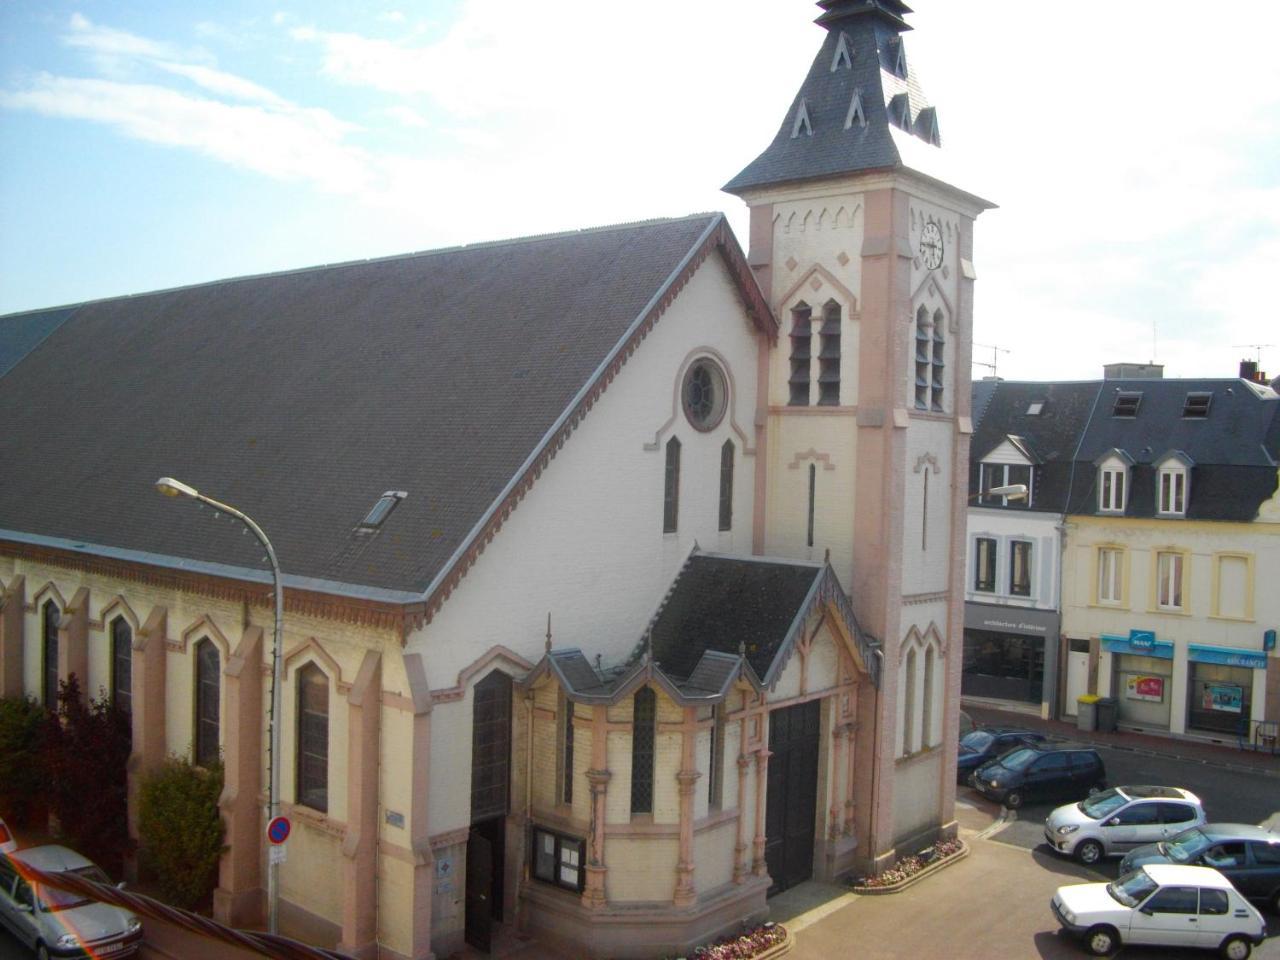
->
[1103,362,1164,379]
[1240,359,1258,381]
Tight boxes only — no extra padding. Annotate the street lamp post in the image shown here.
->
[155,477,284,935]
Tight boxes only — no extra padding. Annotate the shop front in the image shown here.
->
[963,603,1060,715]
[1186,644,1267,735]
[1103,632,1176,731]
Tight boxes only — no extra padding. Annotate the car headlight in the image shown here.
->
[988,779,999,788]
[57,933,81,947]
[127,916,142,933]
[1056,825,1079,836]
[1062,907,1076,925]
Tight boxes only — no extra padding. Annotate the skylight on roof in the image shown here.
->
[1026,401,1044,416]
[359,490,407,530]
[1112,392,1142,417]
[1182,392,1212,418]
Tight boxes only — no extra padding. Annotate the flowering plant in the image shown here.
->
[851,838,964,889]
[676,921,788,960]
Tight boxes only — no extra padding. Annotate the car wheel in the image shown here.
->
[1084,925,1117,956]
[1269,888,1280,915]
[1003,790,1023,810]
[1220,934,1252,960]
[1075,839,1104,865]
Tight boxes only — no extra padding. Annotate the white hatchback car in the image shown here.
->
[1051,863,1266,958]
[1044,784,1205,864]
[0,845,143,960]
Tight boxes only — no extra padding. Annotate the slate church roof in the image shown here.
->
[725,0,951,194]
[0,214,774,614]
[524,552,880,704]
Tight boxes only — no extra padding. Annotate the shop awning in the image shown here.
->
[1102,634,1175,659]
[1187,644,1268,669]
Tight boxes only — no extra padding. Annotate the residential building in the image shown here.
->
[0,2,991,957]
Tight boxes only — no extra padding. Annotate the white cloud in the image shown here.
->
[64,13,176,60]
[152,61,291,107]
[383,104,429,128]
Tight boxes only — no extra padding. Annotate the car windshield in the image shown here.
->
[997,748,1038,771]
[961,731,993,753]
[1107,869,1159,907]
[1161,827,1210,863]
[1079,789,1127,819]
[40,865,111,912]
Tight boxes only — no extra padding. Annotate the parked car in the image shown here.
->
[970,741,1106,809]
[0,845,142,960]
[0,818,14,855]
[1044,785,1206,865]
[956,727,1048,784]
[958,709,977,738]
[1050,863,1266,958]
[1119,823,1280,913]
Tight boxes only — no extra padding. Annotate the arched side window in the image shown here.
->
[111,617,132,717]
[631,687,656,816]
[901,647,917,755]
[818,299,841,405]
[719,440,734,532]
[42,600,60,709]
[788,302,812,406]
[194,639,221,767]
[663,437,681,533]
[296,663,329,812]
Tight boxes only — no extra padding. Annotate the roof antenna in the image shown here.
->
[738,639,747,660]
[824,547,831,565]
[545,612,552,654]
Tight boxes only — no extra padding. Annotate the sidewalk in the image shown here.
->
[965,703,1280,779]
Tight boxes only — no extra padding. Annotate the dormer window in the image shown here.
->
[359,490,407,530]
[1026,401,1045,416]
[1154,453,1193,517]
[1182,392,1212,418]
[979,462,1032,507]
[889,93,911,131]
[1097,454,1130,513]
[1112,391,1142,417]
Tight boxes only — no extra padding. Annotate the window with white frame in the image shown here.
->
[1097,547,1124,605]
[973,537,996,592]
[1098,461,1128,513]
[531,827,585,893]
[1157,465,1188,516]
[979,462,1032,507]
[1156,551,1185,611]
[1009,540,1033,597]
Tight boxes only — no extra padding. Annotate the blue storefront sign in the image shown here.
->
[1102,633,1174,659]
[1266,629,1277,653]
[1187,644,1268,670]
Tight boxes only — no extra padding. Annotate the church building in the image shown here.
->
[0,2,990,957]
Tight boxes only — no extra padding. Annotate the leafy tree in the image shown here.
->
[0,695,46,826]
[137,757,226,909]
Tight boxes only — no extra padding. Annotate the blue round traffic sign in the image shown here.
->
[267,816,291,845]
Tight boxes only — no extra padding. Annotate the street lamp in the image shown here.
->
[155,477,284,935]
[971,483,1028,503]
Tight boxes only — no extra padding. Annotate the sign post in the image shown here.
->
[267,815,290,865]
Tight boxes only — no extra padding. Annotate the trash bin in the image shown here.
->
[1076,696,1098,732]
[1096,697,1118,733]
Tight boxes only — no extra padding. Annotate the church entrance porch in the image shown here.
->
[764,699,821,895]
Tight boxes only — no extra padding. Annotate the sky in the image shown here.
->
[1,1,1278,382]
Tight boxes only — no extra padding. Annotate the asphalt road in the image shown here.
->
[975,742,1280,875]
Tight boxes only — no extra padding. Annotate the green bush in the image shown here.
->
[0,695,46,826]
[137,756,226,909]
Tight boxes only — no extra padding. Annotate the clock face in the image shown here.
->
[920,221,944,270]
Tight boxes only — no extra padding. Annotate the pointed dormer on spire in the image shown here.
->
[724,0,945,196]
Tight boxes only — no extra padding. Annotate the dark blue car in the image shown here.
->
[956,727,1047,784]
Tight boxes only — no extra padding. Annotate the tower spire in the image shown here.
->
[815,0,913,32]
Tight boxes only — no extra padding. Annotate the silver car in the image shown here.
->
[0,845,142,960]
[1044,785,1205,865]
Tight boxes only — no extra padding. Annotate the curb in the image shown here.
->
[847,842,969,895]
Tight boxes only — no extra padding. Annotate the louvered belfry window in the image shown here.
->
[818,299,841,405]
[631,687,656,815]
[789,302,812,406]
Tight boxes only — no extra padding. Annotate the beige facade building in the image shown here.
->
[0,2,991,957]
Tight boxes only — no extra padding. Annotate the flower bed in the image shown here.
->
[677,922,790,960]
[848,838,966,894]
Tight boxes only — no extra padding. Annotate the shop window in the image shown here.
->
[531,827,585,893]
[1155,552,1185,611]
[1097,547,1124,605]
[296,663,329,813]
[1009,540,1032,597]
[973,538,996,592]
[1187,661,1251,735]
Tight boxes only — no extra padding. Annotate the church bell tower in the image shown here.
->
[726,0,994,874]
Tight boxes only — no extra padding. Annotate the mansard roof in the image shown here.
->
[725,1,978,197]
[523,552,880,705]
[970,377,1280,521]
[0,215,775,611]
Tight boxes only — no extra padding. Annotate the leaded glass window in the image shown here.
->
[297,663,329,812]
[111,617,132,717]
[194,639,220,767]
[630,687,656,815]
